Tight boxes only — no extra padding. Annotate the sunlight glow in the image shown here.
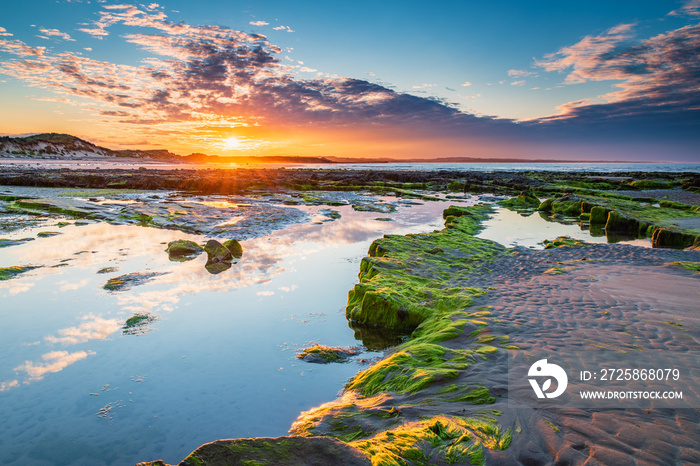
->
[223,136,243,150]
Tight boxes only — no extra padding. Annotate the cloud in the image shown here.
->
[1,3,698,161]
[534,22,700,122]
[668,0,700,16]
[0,27,12,37]
[250,21,269,26]
[508,69,535,77]
[510,80,526,86]
[38,27,75,41]
[44,315,121,344]
[461,81,471,87]
[273,25,294,32]
[15,350,94,381]
[0,380,19,392]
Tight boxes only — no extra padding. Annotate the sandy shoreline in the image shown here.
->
[1,166,699,464]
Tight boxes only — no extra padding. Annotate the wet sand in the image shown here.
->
[473,243,700,464]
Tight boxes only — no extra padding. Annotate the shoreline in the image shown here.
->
[1,166,699,464]
[139,202,700,466]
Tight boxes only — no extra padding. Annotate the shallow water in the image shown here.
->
[0,190,656,465]
[0,193,457,465]
[477,207,651,249]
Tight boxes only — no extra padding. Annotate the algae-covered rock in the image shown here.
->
[103,272,168,292]
[0,265,38,281]
[204,239,233,263]
[298,345,361,364]
[537,198,554,212]
[442,205,473,219]
[0,238,34,248]
[222,239,243,258]
[136,436,370,466]
[122,314,156,335]
[605,211,640,234]
[652,228,697,249]
[500,190,540,210]
[166,239,203,262]
[542,236,589,249]
[589,206,610,224]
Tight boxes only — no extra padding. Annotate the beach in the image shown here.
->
[1,165,698,465]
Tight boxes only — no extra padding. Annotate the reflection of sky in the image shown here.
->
[477,207,652,249]
[0,194,457,465]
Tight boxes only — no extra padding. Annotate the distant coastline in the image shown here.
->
[0,132,674,166]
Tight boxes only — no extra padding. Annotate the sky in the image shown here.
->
[0,0,699,162]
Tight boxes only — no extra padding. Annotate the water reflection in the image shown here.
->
[0,192,462,465]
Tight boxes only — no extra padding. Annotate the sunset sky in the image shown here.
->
[1,1,699,161]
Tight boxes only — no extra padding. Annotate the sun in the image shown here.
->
[222,136,242,150]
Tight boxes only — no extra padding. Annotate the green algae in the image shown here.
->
[298,345,360,364]
[349,415,512,466]
[0,265,38,281]
[542,236,589,249]
[665,261,700,273]
[223,239,244,258]
[499,190,540,210]
[103,272,167,292]
[346,204,503,331]
[166,239,203,262]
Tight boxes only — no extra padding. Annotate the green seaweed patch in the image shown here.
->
[664,261,700,273]
[104,271,168,292]
[0,265,39,281]
[0,238,34,248]
[37,231,61,238]
[346,343,485,397]
[352,202,397,213]
[123,314,156,335]
[166,239,203,262]
[373,217,393,222]
[298,345,361,364]
[346,204,503,331]
[349,415,512,466]
[542,236,589,249]
[500,190,540,210]
[97,266,119,274]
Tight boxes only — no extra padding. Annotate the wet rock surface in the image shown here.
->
[137,436,370,466]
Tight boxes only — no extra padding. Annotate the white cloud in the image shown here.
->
[461,81,471,87]
[510,80,526,86]
[15,350,95,381]
[0,26,12,37]
[250,20,269,26]
[273,25,294,32]
[38,27,75,41]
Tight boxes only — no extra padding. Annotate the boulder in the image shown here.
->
[652,228,697,249]
[605,211,640,235]
[166,239,203,262]
[222,239,243,258]
[204,239,233,263]
[589,206,610,224]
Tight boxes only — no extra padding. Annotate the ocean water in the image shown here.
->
[300,162,700,173]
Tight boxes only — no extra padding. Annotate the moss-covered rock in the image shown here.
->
[166,239,203,262]
[298,345,361,364]
[605,211,640,235]
[136,436,370,466]
[204,239,233,264]
[500,190,540,210]
[0,265,38,281]
[222,239,243,258]
[103,272,167,292]
[651,228,698,249]
[589,206,610,224]
[542,236,589,249]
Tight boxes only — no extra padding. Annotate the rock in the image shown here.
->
[166,239,203,262]
[205,261,232,275]
[297,345,361,364]
[103,272,168,292]
[500,190,540,209]
[0,238,34,248]
[589,206,610,224]
[137,436,370,466]
[203,239,233,263]
[605,211,640,235]
[652,228,697,249]
[222,239,243,258]
[537,198,554,212]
